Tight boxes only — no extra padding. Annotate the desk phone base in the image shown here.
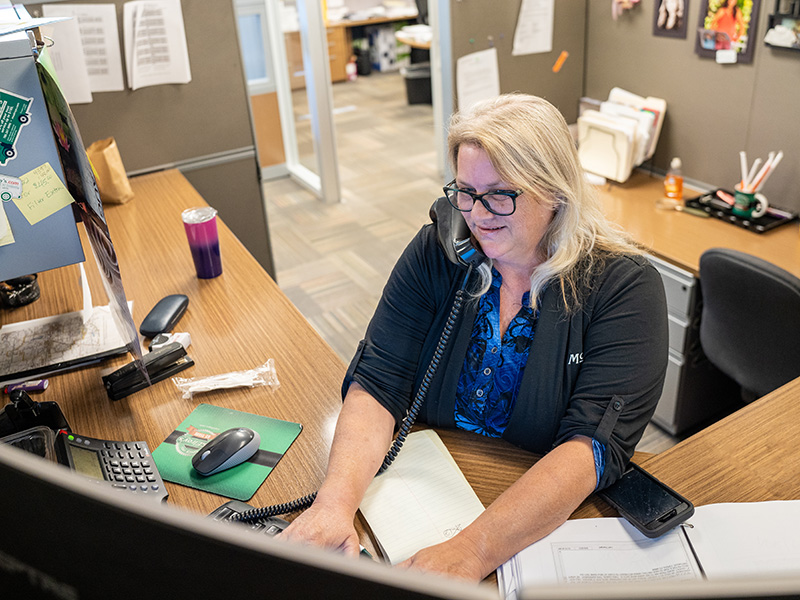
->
[55,432,168,502]
[209,500,289,536]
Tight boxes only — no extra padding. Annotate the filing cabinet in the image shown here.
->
[647,255,740,436]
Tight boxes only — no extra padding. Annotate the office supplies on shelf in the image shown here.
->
[151,403,302,502]
[358,429,485,565]
[577,88,666,183]
[499,500,800,599]
[687,189,798,233]
[738,150,784,193]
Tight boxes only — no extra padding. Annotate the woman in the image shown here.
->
[282,94,668,581]
[709,0,746,43]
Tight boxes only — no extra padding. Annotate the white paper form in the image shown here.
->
[40,20,94,104]
[685,501,800,579]
[123,0,191,91]
[456,47,500,111]
[512,0,554,56]
[42,4,125,93]
[0,301,132,385]
[0,201,12,246]
[499,517,701,599]
[359,430,485,565]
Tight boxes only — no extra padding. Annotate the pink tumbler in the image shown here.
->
[182,207,222,279]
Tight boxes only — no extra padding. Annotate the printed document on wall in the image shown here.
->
[512,0,554,56]
[123,0,191,90]
[456,47,500,111]
[39,19,94,104]
[42,3,125,93]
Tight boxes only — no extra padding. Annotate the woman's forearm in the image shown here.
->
[401,436,597,580]
[462,436,596,575]
[314,382,397,516]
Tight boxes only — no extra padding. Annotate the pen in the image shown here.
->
[747,151,775,192]
[766,206,794,219]
[754,151,783,192]
[359,545,374,559]
[738,151,749,188]
[675,206,710,218]
[4,379,49,393]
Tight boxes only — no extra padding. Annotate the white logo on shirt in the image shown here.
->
[568,352,584,365]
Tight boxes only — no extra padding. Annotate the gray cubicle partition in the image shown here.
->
[25,0,275,277]
[448,0,586,122]
[585,1,799,213]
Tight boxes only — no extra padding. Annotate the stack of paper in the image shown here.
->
[577,88,666,183]
[359,430,486,565]
[499,500,800,600]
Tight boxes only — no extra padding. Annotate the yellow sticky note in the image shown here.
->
[14,162,75,226]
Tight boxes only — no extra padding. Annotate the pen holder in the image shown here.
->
[182,207,222,279]
[732,185,769,220]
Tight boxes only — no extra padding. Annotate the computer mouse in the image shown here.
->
[192,427,261,476]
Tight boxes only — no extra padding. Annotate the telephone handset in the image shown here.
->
[220,198,478,525]
[429,196,489,270]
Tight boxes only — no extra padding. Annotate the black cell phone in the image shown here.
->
[599,462,694,538]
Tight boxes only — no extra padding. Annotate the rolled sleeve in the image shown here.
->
[555,258,668,489]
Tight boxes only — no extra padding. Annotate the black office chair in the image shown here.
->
[698,248,800,403]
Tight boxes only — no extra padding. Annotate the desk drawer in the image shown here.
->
[651,349,684,435]
[667,313,688,354]
[647,254,696,319]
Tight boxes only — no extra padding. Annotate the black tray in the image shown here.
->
[686,189,798,234]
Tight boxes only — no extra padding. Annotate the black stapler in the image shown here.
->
[102,342,194,401]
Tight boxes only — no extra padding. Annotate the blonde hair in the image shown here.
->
[447,93,640,310]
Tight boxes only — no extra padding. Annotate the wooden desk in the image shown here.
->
[5,169,798,580]
[597,171,800,278]
[0,170,352,536]
[598,171,800,435]
[394,31,431,50]
[639,376,800,505]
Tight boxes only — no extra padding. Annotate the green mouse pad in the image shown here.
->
[151,403,302,501]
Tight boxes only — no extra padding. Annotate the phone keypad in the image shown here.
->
[61,435,169,502]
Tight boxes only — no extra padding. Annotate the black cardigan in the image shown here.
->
[343,223,668,489]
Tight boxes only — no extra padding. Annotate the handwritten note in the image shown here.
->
[359,430,485,564]
[14,163,75,225]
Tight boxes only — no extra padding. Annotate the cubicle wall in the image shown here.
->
[585,2,800,212]
[448,2,798,213]
[448,0,586,123]
[25,0,275,276]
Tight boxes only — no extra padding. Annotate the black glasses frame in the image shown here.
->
[442,180,523,216]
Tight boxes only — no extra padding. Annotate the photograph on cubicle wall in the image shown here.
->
[35,46,144,368]
[653,0,689,38]
[695,0,762,62]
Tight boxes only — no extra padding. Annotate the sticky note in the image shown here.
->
[13,162,75,225]
[552,50,569,73]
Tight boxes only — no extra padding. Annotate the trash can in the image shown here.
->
[354,43,371,76]
[401,62,431,105]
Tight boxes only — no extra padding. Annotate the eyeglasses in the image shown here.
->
[443,180,523,216]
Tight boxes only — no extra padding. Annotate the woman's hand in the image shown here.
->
[398,536,489,582]
[279,499,360,557]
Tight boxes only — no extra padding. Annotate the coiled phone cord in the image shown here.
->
[231,275,471,524]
